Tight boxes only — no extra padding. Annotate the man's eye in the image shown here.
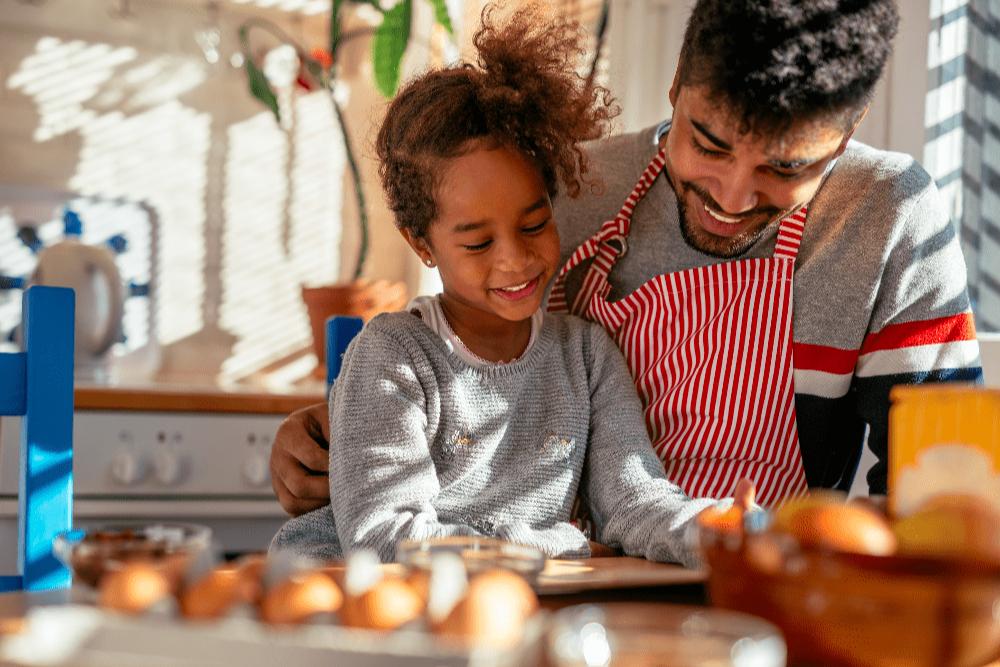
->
[691,138,725,158]
[463,240,492,251]
[523,219,550,234]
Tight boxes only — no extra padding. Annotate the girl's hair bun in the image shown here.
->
[375,2,618,238]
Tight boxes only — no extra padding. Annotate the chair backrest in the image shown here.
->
[0,286,74,592]
[326,316,364,390]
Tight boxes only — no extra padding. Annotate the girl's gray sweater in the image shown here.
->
[270,310,722,567]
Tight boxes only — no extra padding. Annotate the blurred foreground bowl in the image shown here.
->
[546,602,786,667]
[53,522,212,590]
[700,522,1000,667]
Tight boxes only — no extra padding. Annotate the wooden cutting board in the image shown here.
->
[535,557,706,595]
[320,557,704,596]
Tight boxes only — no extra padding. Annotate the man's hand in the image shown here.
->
[270,402,332,516]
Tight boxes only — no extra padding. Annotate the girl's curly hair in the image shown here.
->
[375,3,618,239]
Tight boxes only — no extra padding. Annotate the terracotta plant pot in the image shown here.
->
[302,279,408,377]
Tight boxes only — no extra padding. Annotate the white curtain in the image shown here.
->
[925,0,1000,331]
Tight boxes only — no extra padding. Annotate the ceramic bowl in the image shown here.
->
[700,522,1000,667]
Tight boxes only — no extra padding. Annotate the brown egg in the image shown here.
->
[894,493,1000,561]
[697,505,745,534]
[98,562,173,615]
[405,568,431,606]
[180,567,256,620]
[260,571,343,625]
[233,553,267,603]
[778,501,896,556]
[340,576,424,630]
[433,569,538,648]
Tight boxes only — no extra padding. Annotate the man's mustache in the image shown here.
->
[682,182,781,222]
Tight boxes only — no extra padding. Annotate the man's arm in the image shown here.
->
[270,402,331,516]
[853,184,983,493]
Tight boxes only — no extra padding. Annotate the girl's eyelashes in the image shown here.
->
[523,219,550,234]
[459,218,550,252]
[463,239,492,252]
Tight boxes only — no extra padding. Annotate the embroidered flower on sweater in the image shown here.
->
[542,434,576,461]
[442,430,475,460]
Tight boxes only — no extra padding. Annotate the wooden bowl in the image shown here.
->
[700,526,1000,667]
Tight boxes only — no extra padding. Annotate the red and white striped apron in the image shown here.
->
[550,147,810,507]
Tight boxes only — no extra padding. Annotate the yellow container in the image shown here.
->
[889,384,1000,517]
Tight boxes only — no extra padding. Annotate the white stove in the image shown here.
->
[0,384,324,569]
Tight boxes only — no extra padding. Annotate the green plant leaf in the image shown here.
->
[244,58,280,122]
[372,0,412,98]
[329,0,345,54]
[426,0,453,35]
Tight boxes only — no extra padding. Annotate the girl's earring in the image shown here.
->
[424,258,434,267]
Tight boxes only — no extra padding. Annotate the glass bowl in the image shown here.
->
[397,536,546,582]
[52,522,212,589]
[546,602,787,667]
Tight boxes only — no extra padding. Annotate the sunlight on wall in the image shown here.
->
[228,0,328,15]
[70,101,210,347]
[220,90,343,381]
[6,37,137,142]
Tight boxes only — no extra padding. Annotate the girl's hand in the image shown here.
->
[270,402,332,516]
[733,478,756,511]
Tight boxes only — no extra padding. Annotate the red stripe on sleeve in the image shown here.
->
[860,312,978,355]
[793,342,859,374]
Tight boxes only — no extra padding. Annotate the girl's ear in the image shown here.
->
[400,228,436,268]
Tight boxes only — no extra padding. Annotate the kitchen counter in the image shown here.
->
[74,380,326,415]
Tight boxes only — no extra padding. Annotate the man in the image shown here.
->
[270,0,982,516]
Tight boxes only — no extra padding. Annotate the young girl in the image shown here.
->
[271,5,734,568]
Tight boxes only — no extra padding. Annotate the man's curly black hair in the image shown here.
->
[678,0,900,135]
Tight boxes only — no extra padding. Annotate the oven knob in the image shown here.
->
[242,454,270,487]
[153,450,185,486]
[110,451,147,486]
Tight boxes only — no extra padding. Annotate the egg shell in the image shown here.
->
[406,569,431,605]
[697,505,744,534]
[180,567,256,620]
[233,554,267,603]
[893,493,1000,561]
[98,562,173,615]
[340,576,424,630]
[779,502,896,556]
[260,571,343,626]
[433,569,538,648]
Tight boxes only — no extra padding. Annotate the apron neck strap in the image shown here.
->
[772,205,809,261]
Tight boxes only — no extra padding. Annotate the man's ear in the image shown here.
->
[400,228,435,268]
[834,105,869,158]
[668,66,682,108]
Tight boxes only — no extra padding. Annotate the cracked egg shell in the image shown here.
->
[340,576,424,630]
[260,571,343,625]
[433,569,537,648]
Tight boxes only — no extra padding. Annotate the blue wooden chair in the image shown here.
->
[326,315,363,389]
[0,286,74,592]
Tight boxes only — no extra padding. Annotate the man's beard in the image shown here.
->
[675,181,790,259]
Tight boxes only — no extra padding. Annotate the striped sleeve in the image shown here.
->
[852,184,983,494]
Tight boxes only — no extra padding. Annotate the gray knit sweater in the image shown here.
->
[270,310,721,566]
